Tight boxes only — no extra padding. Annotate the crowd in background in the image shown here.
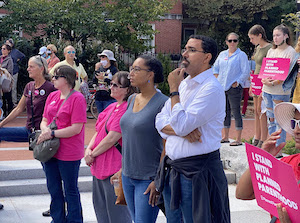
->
[0,22,299,223]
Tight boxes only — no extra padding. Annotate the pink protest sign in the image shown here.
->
[245,143,300,222]
[250,73,263,96]
[258,58,290,80]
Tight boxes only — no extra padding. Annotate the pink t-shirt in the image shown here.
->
[90,101,127,180]
[43,90,87,161]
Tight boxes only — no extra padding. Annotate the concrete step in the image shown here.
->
[0,158,237,197]
[224,169,236,184]
[0,159,93,197]
[0,176,92,197]
[0,159,90,181]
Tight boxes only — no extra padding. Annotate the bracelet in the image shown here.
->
[169,92,179,98]
[51,130,55,138]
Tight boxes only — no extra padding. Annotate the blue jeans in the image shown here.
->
[224,85,243,130]
[43,158,83,223]
[95,99,116,113]
[0,126,29,142]
[262,92,289,146]
[163,173,192,223]
[122,174,159,223]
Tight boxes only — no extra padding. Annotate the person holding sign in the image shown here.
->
[248,25,272,148]
[236,102,300,223]
[261,24,296,157]
[213,32,250,146]
[283,36,300,103]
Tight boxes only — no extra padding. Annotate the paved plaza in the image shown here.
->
[0,111,287,223]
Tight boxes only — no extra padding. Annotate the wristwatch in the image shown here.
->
[169,92,179,98]
[51,130,55,138]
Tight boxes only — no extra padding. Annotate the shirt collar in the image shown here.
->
[186,68,213,85]
[226,48,240,57]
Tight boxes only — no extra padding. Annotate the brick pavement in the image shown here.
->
[0,112,97,161]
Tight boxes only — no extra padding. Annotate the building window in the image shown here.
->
[184,28,196,41]
[163,13,183,20]
[140,24,155,54]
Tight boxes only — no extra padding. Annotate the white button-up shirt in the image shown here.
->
[155,68,225,160]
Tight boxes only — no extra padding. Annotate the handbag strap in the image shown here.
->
[53,90,75,121]
[104,108,122,154]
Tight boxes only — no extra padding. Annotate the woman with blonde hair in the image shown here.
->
[46,44,60,72]
[0,55,55,142]
[248,24,272,148]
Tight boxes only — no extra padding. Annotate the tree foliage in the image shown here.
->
[0,0,173,53]
[182,0,296,55]
[182,0,279,26]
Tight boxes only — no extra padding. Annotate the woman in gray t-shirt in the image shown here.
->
[117,55,167,223]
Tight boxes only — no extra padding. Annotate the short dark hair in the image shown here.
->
[189,35,218,65]
[54,65,76,89]
[138,55,164,83]
[2,44,12,52]
[113,71,137,101]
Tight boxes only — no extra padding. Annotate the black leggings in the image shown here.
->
[2,91,13,116]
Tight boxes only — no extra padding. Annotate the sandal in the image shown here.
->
[221,139,230,143]
[257,140,263,148]
[253,139,259,146]
[229,141,242,146]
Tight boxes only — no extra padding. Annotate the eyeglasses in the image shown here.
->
[67,51,75,54]
[1,48,7,50]
[110,82,127,89]
[129,66,151,73]
[53,75,66,80]
[227,39,238,43]
[181,48,206,54]
[291,119,300,130]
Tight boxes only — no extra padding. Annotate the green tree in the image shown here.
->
[181,0,296,55]
[0,0,173,53]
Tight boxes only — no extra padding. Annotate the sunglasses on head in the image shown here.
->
[227,39,238,43]
[53,75,66,80]
[291,119,300,130]
[67,51,75,54]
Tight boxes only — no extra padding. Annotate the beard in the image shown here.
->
[181,58,190,68]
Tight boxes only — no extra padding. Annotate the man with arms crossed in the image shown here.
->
[155,35,230,222]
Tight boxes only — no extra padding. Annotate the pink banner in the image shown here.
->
[245,143,300,222]
[250,72,263,96]
[258,58,290,80]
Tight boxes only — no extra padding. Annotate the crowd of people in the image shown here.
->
[0,23,299,223]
